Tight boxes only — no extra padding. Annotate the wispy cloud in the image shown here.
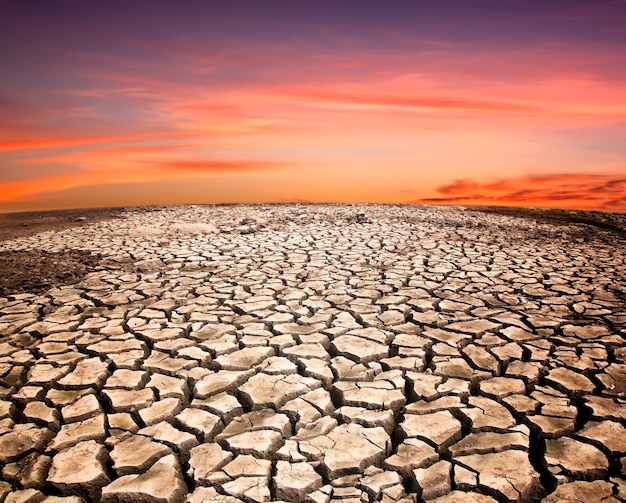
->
[148,159,289,172]
[0,157,292,203]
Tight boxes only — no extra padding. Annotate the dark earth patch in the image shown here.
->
[0,207,128,242]
[0,207,129,296]
[0,249,102,297]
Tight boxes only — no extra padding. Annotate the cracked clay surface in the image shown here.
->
[0,204,625,503]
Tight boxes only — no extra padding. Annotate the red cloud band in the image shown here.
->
[414,173,626,211]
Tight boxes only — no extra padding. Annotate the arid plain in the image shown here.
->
[0,204,625,503]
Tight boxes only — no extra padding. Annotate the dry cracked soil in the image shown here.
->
[0,203,625,503]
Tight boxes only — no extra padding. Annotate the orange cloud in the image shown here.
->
[148,159,290,173]
[0,158,291,203]
[0,129,200,153]
[0,136,117,152]
[414,173,626,211]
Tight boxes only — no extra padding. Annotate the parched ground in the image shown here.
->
[0,204,625,503]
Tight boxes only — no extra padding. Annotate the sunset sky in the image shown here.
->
[1,1,625,212]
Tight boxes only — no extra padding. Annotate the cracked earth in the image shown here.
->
[0,204,625,503]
